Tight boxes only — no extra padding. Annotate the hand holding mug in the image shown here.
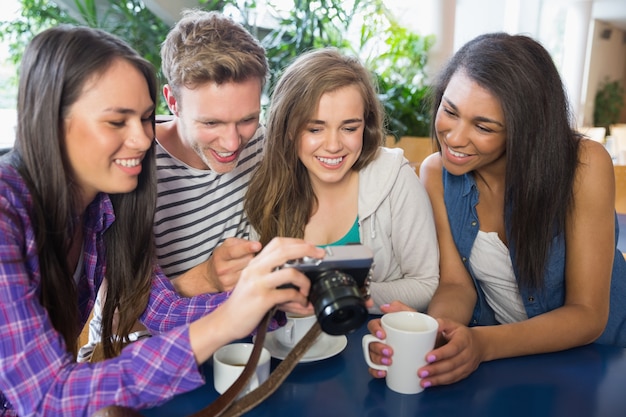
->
[362,312,438,394]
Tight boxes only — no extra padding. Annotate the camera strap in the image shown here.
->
[191,308,322,417]
[91,309,320,417]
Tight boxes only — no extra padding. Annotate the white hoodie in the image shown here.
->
[358,147,439,313]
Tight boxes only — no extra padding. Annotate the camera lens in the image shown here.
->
[308,270,368,335]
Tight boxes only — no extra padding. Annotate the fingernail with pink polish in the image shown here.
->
[382,348,391,356]
[419,370,429,378]
[376,331,384,339]
[382,357,391,365]
[377,370,385,377]
[427,354,436,363]
[423,381,432,388]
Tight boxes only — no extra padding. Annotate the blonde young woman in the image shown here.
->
[245,48,440,313]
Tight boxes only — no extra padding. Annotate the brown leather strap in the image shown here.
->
[90,311,272,417]
[91,309,320,417]
[219,321,322,417]
[90,406,143,417]
[189,309,274,417]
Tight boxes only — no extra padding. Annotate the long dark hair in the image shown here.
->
[14,25,158,357]
[431,33,581,290]
[245,48,384,246]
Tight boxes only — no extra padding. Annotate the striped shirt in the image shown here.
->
[154,125,265,277]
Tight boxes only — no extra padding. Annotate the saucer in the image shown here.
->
[256,332,347,363]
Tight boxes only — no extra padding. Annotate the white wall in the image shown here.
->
[382,0,456,80]
[454,0,508,49]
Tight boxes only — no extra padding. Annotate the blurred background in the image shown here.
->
[1,0,625,149]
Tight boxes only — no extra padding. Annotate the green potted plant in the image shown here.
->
[1,0,170,112]
[355,1,435,141]
[594,78,625,131]
[247,0,435,140]
[2,0,435,140]
[258,0,360,95]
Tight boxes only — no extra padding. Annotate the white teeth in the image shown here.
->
[216,151,235,158]
[115,158,141,167]
[448,147,469,158]
[318,156,343,166]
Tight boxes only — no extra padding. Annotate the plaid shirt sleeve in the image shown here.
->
[142,265,286,334]
[1,167,285,416]
[0,180,205,416]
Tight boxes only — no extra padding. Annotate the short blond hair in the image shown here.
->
[160,9,268,95]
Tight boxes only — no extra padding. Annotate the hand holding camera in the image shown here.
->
[278,245,374,336]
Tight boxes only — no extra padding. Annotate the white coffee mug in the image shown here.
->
[362,311,438,394]
[274,313,318,347]
[213,343,271,397]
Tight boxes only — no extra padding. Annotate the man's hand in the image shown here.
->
[171,238,262,296]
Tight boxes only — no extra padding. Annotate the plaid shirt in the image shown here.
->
[0,161,269,416]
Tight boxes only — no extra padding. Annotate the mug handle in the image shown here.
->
[284,319,295,345]
[362,334,388,371]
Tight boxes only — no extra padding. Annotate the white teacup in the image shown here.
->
[213,343,271,397]
[274,313,318,347]
[362,311,438,394]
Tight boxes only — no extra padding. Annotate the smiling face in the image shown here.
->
[168,77,262,173]
[63,58,154,208]
[297,85,365,189]
[435,70,507,176]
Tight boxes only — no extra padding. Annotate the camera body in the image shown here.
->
[281,245,374,335]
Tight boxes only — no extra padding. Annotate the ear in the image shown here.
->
[163,84,179,116]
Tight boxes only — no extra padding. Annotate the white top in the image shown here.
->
[469,230,528,323]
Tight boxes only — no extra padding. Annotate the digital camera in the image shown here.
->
[280,244,374,335]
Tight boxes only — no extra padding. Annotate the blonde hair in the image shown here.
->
[245,48,384,245]
[160,9,268,98]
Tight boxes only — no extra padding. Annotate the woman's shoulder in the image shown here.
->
[578,137,611,162]
[0,159,32,228]
[359,148,414,200]
[571,138,615,209]
[376,146,404,161]
[420,151,443,171]
[418,152,444,190]
[576,138,614,180]
[364,147,405,172]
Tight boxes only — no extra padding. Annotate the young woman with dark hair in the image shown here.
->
[367,32,626,388]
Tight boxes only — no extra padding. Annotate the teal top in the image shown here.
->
[326,217,360,246]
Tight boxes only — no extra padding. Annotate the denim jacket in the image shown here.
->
[443,169,626,347]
